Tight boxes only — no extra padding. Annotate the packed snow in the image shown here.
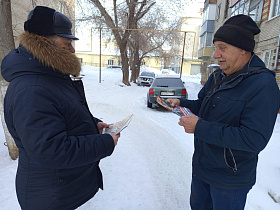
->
[0,65,279,210]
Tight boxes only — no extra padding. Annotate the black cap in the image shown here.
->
[213,14,260,52]
[24,6,78,40]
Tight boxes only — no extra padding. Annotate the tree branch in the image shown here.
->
[136,1,156,21]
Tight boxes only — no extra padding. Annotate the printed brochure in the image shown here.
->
[155,95,196,117]
[102,115,133,134]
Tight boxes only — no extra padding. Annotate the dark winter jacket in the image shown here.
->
[180,54,280,189]
[1,32,115,210]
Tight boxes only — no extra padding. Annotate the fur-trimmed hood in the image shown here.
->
[1,32,81,82]
[19,32,81,76]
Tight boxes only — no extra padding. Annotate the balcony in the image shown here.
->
[198,47,212,59]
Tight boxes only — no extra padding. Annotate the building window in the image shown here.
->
[217,4,221,20]
[270,0,280,18]
[249,0,263,22]
[108,60,114,65]
[58,1,64,13]
[206,32,213,47]
[202,6,209,23]
[231,0,250,16]
[58,2,62,12]
[249,5,259,21]
[263,49,274,69]
[200,32,213,48]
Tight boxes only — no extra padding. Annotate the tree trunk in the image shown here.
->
[88,0,156,86]
[0,1,14,53]
[0,0,18,160]
[129,49,135,82]
[120,49,130,86]
[135,55,141,82]
[130,48,140,83]
[0,78,18,160]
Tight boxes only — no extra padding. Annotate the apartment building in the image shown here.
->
[255,0,280,87]
[198,0,217,84]
[199,0,280,88]
[11,0,75,46]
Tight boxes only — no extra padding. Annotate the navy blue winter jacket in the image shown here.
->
[1,32,115,209]
[180,54,280,189]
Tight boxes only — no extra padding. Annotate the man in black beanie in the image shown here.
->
[1,6,120,210]
[168,14,280,209]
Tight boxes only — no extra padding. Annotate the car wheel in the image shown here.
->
[147,100,152,108]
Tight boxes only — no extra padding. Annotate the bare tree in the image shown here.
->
[78,0,156,86]
[128,6,182,82]
[0,0,18,160]
[128,30,141,83]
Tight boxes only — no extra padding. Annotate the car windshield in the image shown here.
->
[141,72,154,77]
[152,78,184,87]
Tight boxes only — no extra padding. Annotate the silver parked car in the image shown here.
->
[136,71,155,86]
[107,65,122,69]
[147,76,188,108]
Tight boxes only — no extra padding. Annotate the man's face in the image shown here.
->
[213,41,246,76]
[54,36,75,53]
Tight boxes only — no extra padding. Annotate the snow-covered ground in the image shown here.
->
[0,65,279,210]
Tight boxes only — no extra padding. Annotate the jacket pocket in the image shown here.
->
[207,94,245,125]
[224,148,237,175]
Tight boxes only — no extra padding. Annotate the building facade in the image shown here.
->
[255,0,280,87]
[11,0,75,46]
[198,0,217,84]
[75,1,204,76]
[199,0,280,88]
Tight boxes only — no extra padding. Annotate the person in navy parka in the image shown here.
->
[1,6,120,210]
[168,15,280,209]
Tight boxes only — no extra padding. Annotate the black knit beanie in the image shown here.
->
[213,14,260,52]
[24,6,78,40]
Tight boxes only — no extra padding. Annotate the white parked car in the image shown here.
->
[136,71,155,86]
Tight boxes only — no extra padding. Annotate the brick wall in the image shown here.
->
[261,0,270,21]
[255,0,280,90]
[276,72,280,87]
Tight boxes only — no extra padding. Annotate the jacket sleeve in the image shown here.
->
[179,98,202,115]
[93,117,102,125]
[10,85,115,169]
[179,73,213,116]
[194,74,280,153]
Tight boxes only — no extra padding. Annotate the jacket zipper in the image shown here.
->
[224,148,237,175]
